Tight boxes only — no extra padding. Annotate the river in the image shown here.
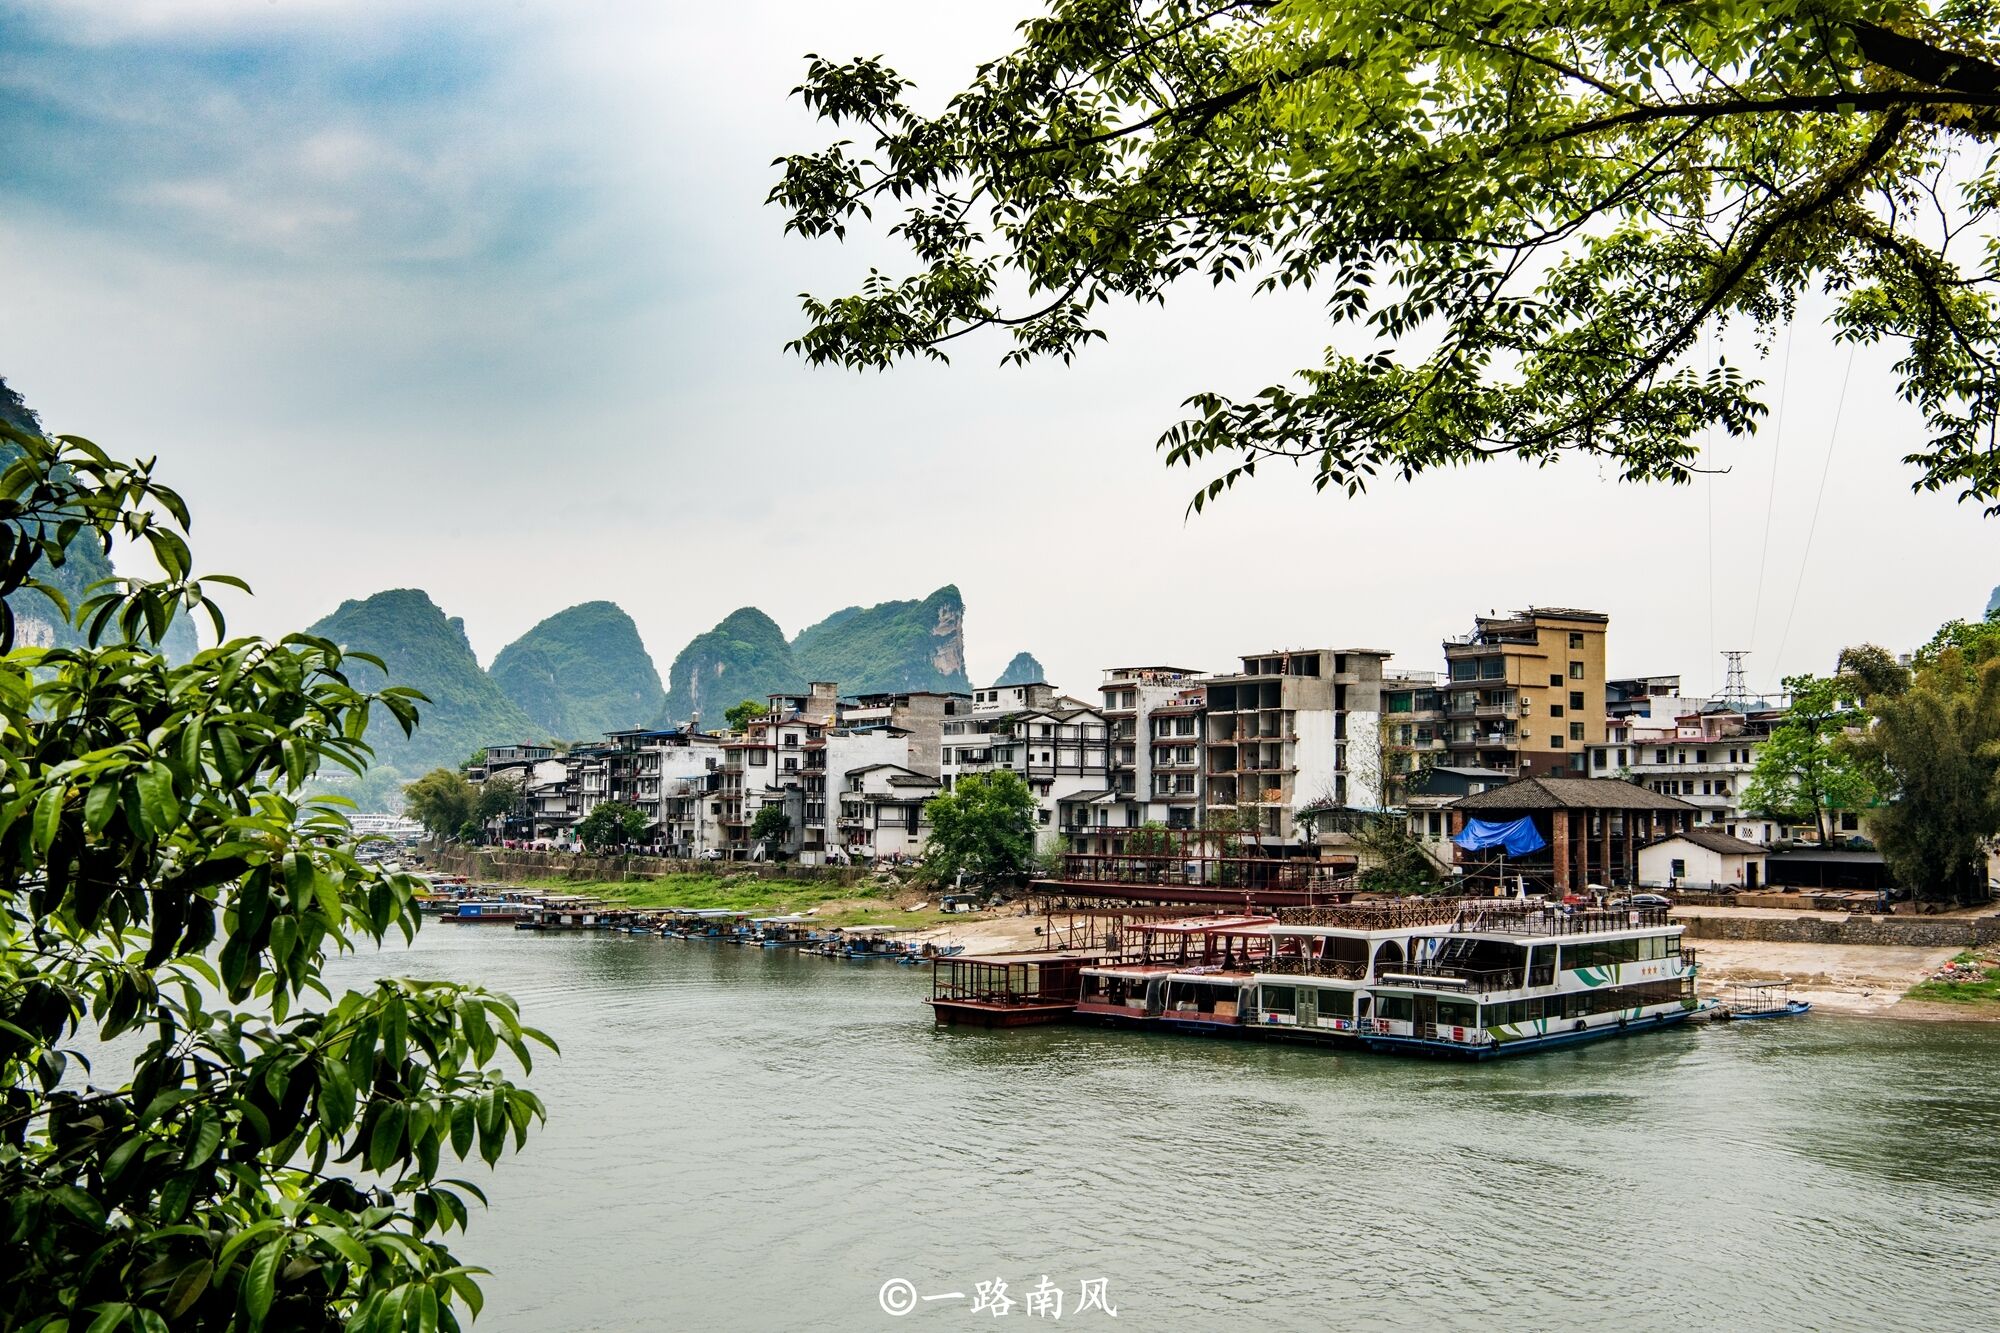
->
[325,927,2000,1331]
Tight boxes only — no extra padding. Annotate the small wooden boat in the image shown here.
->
[1723,981,1812,1021]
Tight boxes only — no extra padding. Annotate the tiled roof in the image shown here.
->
[1452,777,1695,812]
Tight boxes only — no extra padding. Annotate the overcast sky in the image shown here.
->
[2,0,1993,700]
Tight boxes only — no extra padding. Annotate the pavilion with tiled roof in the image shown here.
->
[1449,777,1697,893]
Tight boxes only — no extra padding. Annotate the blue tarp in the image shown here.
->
[1454,816,1547,856]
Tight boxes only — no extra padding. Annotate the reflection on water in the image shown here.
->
[326,929,2000,1332]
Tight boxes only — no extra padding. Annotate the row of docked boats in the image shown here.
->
[928,898,1806,1060]
[408,875,962,959]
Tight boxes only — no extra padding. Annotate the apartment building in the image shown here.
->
[1586,705,1799,845]
[1200,647,1389,845]
[941,685,1109,851]
[839,689,971,777]
[1098,666,1205,829]
[1441,608,1608,779]
[1382,672,1447,802]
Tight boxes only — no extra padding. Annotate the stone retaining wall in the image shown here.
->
[428,845,871,888]
[1675,912,2000,948]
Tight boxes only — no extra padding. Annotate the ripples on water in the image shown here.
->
[325,930,2000,1332]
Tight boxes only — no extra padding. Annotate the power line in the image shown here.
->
[1772,346,1856,676]
[1747,321,1797,659]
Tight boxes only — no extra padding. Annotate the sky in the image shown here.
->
[1,0,1994,701]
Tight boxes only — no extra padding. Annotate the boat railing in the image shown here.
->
[1257,956,1369,980]
[1453,904,1671,936]
[1383,960,1558,992]
[1276,900,1465,931]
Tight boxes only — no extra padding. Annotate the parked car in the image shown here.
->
[1627,892,1673,908]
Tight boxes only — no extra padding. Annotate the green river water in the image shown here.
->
[325,927,2000,1332]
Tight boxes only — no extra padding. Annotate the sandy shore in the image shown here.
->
[898,908,1996,1020]
[1689,938,1981,1018]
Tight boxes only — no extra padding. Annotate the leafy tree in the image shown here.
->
[1743,673,1876,843]
[777,3,2000,512]
[921,771,1039,889]
[575,800,647,854]
[723,699,769,732]
[474,774,525,828]
[1851,653,2000,904]
[1835,642,1912,704]
[748,804,793,856]
[0,421,550,1330]
[1350,815,1443,894]
[403,768,477,842]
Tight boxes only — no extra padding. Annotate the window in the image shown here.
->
[1427,813,1443,836]
[1568,661,1585,680]
[1550,704,1565,718]
[1375,996,1414,1023]
[1569,691,1585,711]
[1670,858,1687,878]
[1568,631,1585,649]
[1550,735,1564,749]
[1261,986,1297,1015]
[1549,673,1563,687]
[1655,748,1668,764]
[1696,748,1708,763]
[1840,812,1860,832]
[1437,999,1477,1028]
[748,750,768,767]
[1317,989,1354,1019]
[1480,658,1505,680]
[1593,750,1607,769]
[1570,722,1585,741]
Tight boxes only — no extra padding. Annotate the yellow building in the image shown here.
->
[1440,608,1608,779]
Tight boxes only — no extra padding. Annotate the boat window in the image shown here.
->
[1437,1000,1477,1028]
[1562,937,1644,970]
[1261,986,1296,1015]
[1314,989,1354,1018]
[1376,995,1414,1023]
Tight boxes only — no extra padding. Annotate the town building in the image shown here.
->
[941,686,1109,851]
[1637,829,1769,890]
[1441,608,1609,779]
[1586,705,1787,844]
[1200,647,1389,846]
[1449,776,1696,892]
[1098,666,1206,831]
[1382,671,1447,802]
[836,763,940,861]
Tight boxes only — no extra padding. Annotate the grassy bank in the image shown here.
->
[508,873,981,930]
[1904,951,2000,1007]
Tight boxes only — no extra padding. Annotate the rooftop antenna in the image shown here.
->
[1720,651,1750,708]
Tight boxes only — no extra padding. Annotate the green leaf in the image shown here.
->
[82,1302,131,1333]
[243,1237,285,1328]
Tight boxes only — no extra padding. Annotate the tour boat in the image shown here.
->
[439,899,529,924]
[1249,901,1701,1059]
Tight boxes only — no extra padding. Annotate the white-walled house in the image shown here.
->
[941,698,1110,852]
[836,763,940,860]
[1637,830,1768,889]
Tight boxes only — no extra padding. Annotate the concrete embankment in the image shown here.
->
[1674,909,2000,949]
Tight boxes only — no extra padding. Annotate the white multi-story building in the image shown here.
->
[1097,666,1206,833]
[1586,706,1791,844]
[941,683,1109,851]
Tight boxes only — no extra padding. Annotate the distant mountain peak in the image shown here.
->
[491,601,665,741]
[993,651,1046,687]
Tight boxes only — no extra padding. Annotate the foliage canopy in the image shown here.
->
[777,1,2000,512]
[0,421,550,1331]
